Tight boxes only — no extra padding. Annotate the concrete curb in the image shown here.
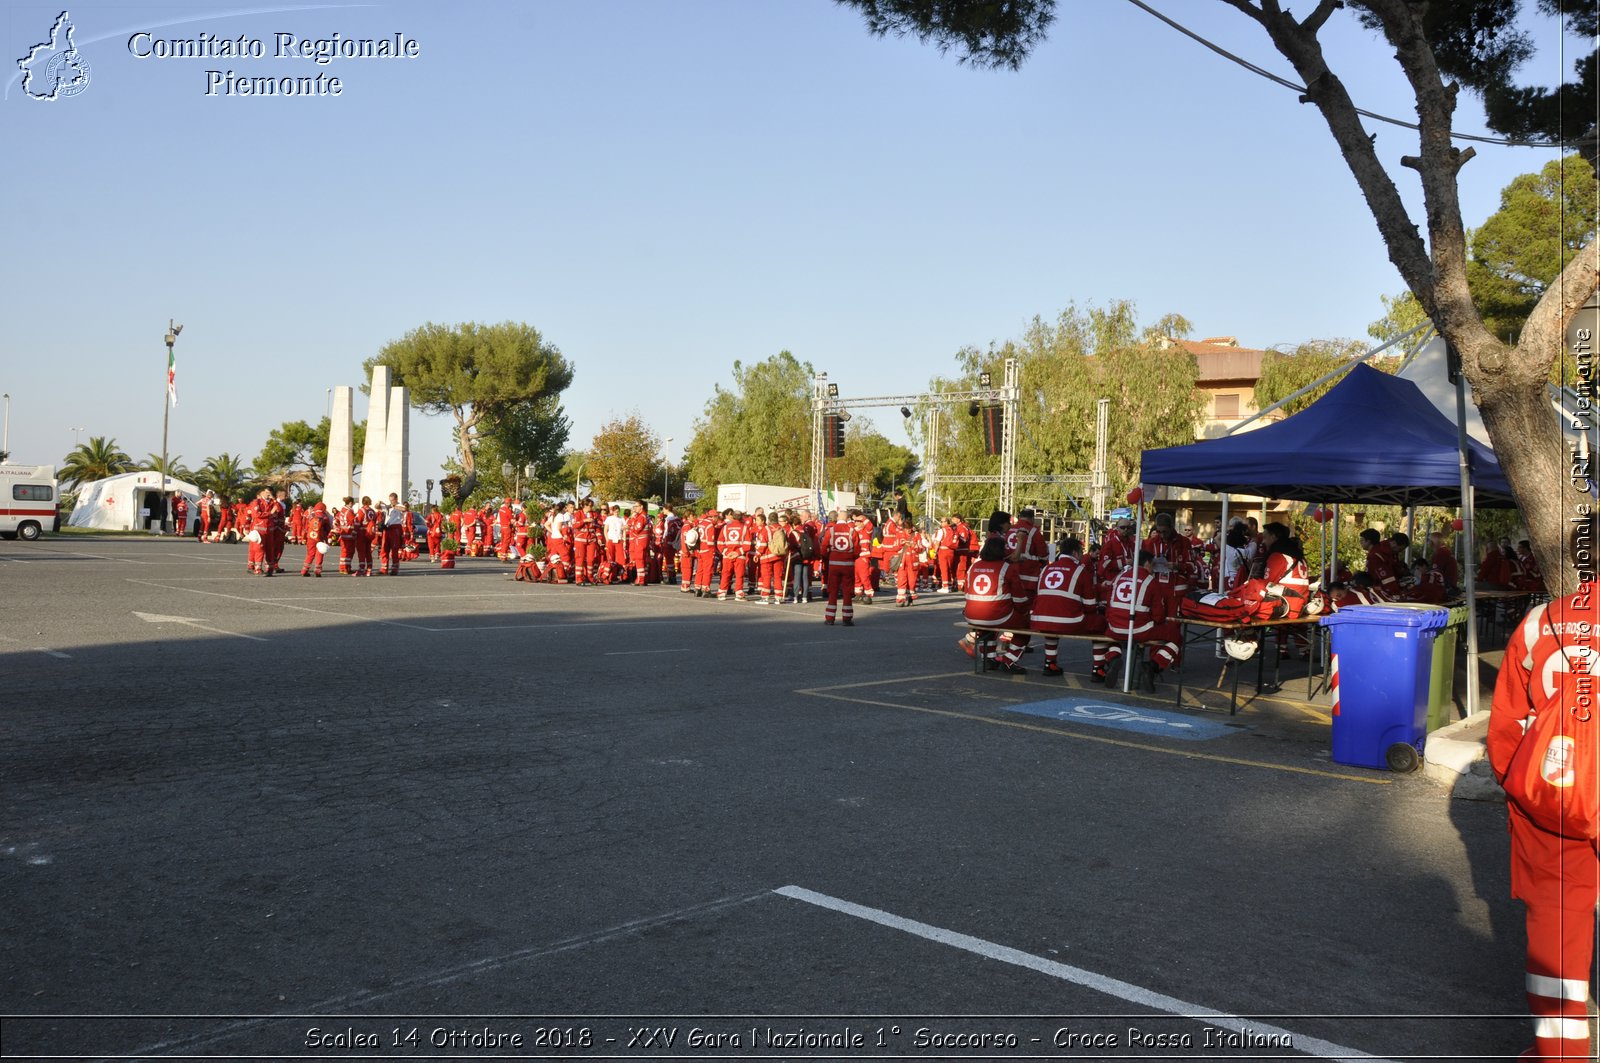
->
[1424,710,1504,801]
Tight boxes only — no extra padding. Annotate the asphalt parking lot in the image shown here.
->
[0,536,1533,1060]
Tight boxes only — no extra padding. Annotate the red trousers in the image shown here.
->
[854,555,874,597]
[825,564,855,622]
[426,532,442,559]
[301,541,327,574]
[607,541,626,571]
[719,554,747,597]
[573,540,597,583]
[894,561,917,602]
[1103,622,1182,669]
[380,526,403,574]
[355,531,373,573]
[549,539,572,579]
[695,550,718,590]
[629,544,650,585]
[759,556,786,597]
[937,549,957,588]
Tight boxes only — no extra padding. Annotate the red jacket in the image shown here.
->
[718,518,747,557]
[1006,519,1048,586]
[626,513,652,551]
[1142,531,1195,588]
[821,520,861,569]
[963,559,1028,628]
[1030,555,1102,633]
[1366,542,1400,591]
[1106,565,1174,637]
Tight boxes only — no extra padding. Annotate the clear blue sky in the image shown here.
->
[1,0,1572,485]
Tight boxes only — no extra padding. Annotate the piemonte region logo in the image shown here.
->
[18,11,91,101]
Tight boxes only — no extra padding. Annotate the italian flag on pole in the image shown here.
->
[167,345,177,407]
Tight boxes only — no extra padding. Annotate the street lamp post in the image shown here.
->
[502,461,515,501]
[70,426,85,447]
[2,393,9,460]
[523,463,535,501]
[574,463,587,502]
[663,437,673,504]
[425,479,434,506]
[160,320,183,535]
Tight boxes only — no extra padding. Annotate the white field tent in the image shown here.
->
[68,471,201,532]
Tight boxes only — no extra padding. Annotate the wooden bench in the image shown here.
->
[957,622,1123,677]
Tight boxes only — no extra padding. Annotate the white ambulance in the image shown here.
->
[0,465,60,540]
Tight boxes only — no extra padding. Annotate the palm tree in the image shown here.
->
[59,436,135,487]
[142,453,194,482]
[195,453,251,498]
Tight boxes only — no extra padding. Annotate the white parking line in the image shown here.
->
[604,647,689,656]
[775,885,1398,1063]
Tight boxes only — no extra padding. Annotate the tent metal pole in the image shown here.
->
[1453,354,1482,719]
[1121,493,1145,694]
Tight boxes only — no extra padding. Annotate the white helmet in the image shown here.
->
[1224,637,1258,661]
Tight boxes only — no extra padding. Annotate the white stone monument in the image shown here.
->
[325,386,354,503]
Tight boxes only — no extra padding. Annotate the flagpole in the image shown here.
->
[161,320,182,534]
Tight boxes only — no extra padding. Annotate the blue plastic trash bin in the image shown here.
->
[1320,604,1450,772]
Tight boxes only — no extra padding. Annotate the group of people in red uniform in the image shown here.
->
[961,508,1197,680]
[202,490,420,578]
[960,508,1493,681]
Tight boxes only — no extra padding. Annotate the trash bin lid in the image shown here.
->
[1320,603,1451,630]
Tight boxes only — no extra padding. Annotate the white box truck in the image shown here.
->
[714,483,858,514]
[0,464,60,540]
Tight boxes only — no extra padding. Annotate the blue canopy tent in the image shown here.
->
[1140,363,1515,508]
[1141,361,1517,722]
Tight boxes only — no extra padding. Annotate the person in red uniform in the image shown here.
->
[298,502,333,576]
[288,501,304,545]
[884,511,921,607]
[660,506,682,585]
[820,509,861,626]
[348,496,373,575]
[380,494,407,575]
[961,538,1030,672]
[1098,518,1135,585]
[248,488,279,577]
[1487,515,1599,1063]
[1360,528,1404,596]
[625,501,652,586]
[546,502,573,581]
[715,509,749,601]
[1427,531,1461,593]
[197,491,215,541]
[677,508,704,593]
[1005,507,1049,602]
[1101,549,1180,684]
[852,511,877,605]
[688,510,718,597]
[1142,511,1196,599]
[934,517,960,593]
[330,497,355,574]
[496,500,515,562]
[512,504,531,560]
[1478,536,1515,589]
[576,500,603,584]
[799,509,824,603]
[424,505,444,562]
[951,515,975,592]
[1030,537,1106,677]
[751,513,781,603]
[171,493,189,537]
[1515,540,1546,593]
[238,500,260,574]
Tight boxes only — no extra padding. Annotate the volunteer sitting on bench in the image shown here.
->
[960,537,1031,674]
[1101,548,1180,684]
[1030,535,1106,678]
